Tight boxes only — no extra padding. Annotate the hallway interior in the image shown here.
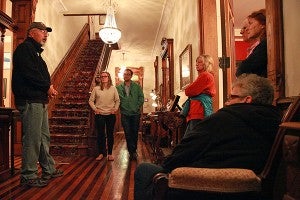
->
[0,132,154,200]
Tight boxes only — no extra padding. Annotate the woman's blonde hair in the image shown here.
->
[197,54,214,73]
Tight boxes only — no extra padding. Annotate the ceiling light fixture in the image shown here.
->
[99,0,121,45]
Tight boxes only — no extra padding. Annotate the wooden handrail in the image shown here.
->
[89,44,113,92]
[49,23,90,116]
[0,10,18,32]
[51,23,90,89]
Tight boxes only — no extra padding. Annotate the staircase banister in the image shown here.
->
[49,23,90,117]
[88,42,115,92]
[51,23,90,87]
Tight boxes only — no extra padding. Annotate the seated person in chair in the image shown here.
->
[134,73,281,200]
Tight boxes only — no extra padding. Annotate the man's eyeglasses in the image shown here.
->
[36,29,49,36]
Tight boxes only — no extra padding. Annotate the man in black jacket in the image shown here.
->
[12,22,63,187]
[134,74,281,199]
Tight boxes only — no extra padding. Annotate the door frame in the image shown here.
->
[215,0,284,104]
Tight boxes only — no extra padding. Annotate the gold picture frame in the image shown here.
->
[3,78,7,99]
[179,44,192,89]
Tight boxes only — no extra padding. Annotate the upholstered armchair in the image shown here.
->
[153,95,300,200]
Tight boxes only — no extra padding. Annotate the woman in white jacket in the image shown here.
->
[89,72,120,161]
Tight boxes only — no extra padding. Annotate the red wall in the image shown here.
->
[235,41,250,61]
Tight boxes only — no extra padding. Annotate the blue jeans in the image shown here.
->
[17,103,56,179]
[121,114,141,154]
[134,163,164,200]
[95,114,116,155]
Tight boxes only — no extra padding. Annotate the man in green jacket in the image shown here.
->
[116,69,144,160]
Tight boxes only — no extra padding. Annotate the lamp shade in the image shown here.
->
[99,5,121,45]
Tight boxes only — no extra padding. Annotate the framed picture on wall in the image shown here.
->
[179,44,192,89]
[3,78,7,99]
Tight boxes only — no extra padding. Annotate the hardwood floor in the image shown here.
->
[0,132,155,200]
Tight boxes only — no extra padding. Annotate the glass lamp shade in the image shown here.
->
[152,102,158,107]
[99,5,121,45]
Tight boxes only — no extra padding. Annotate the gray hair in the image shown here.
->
[232,73,274,105]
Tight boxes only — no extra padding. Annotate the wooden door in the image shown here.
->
[219,0,286,104]
[265,0,285,99]
[220,0,235,104]
[220,0,285,102]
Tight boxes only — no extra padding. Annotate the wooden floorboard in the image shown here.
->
[0,132,155,200]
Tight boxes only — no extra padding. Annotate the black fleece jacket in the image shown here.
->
[12,37,51,105]
[236,38,267,77]
[162,103,281,174]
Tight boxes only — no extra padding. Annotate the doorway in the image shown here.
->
[219,0,284,102]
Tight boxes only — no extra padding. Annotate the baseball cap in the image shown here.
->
[28,22,52,32]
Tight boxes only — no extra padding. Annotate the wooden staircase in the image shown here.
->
[49,39,104,156]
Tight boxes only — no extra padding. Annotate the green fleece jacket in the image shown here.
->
[116,81,144,115]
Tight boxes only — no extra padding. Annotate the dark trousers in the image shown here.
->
[121,114,141,154]
[95,114,116,155]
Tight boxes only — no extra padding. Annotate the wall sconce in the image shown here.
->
[150,89,161,109]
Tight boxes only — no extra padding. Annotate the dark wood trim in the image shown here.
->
[0,0,6,12]
[154,56,159,91]
[197,0,204,54]
[0,108,20,181]
[167,39,174,100]
[198,0,219,111]
[160,38,174,107]
[0,10,17,106]
[266,0,285,99]
[0,11,18,32]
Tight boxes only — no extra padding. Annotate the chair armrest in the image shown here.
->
[153,173,169,200]
[168,167,261,193]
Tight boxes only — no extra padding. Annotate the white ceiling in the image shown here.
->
[58,0,265,62]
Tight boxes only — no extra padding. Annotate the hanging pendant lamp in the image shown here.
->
[99,0,121,45]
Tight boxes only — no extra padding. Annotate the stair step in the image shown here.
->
[49,117,89,125]
[59,96,88,101]
[63,85,89,89]
[60,90,90,95]
[51,109,90,118]
[50,125,89,134]
[49,39,103,156]
[50,134,88,144]
[57,100,87,104]
[50,144,89,156]
[55,103,90,109]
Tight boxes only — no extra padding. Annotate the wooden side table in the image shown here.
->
[0,108,20,181]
